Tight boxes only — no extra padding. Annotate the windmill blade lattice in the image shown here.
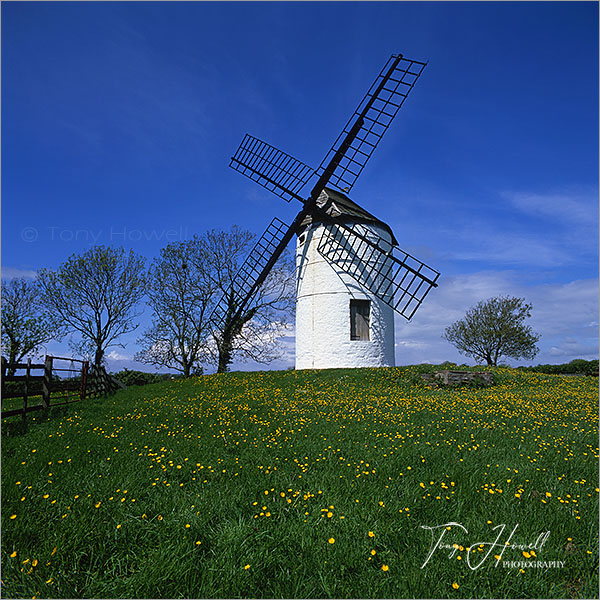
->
[316,221,439,321]
[317,54,426,194]
[209,217,291,331]
[221,53,436,331]
[230,134,315,203]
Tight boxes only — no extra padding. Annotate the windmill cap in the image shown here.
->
[300,187,398,246]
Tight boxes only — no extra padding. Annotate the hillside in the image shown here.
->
[2,367,598,598]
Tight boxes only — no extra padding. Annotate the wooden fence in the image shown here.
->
[1,355,125,422]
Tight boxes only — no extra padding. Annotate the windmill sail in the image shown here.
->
[209,217,292,331]
[221,53,436,330]
[317,54,426,194]
[316,220,439,321]
[230,134,315,203]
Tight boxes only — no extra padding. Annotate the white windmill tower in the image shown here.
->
[210,54,440,369]
[295,187,397,369]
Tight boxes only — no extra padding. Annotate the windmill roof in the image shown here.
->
[301,187,398,245]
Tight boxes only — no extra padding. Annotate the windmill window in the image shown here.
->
[299,234,306,245]
[350,299,370,341]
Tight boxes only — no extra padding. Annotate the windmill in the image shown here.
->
[211,53,440,369]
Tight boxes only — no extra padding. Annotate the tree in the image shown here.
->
[206,227,295,373]
[443,296,540,366]
[135,239,213,377]
[1,277,62,372]
[38,246,146,367]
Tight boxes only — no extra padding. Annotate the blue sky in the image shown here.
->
[2,1,598,372]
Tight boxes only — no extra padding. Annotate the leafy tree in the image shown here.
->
[1,277,62,372]
[443,295,540,366]
[38,246,146,367]
[135,239,213,377]
[206,227,295,373]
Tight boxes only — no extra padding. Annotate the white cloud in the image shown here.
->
[394,272,598,366]
[104,350,156,375]
[1,267,37,280]
[106,350,132,362]
[527,279,598,336]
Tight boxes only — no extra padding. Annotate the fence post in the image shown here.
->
[80,361,89,400]
[42,355,53,409]
[99,367,107,397]
[89,364,97,398]
[22,358,32,425]
[1,356,6,401]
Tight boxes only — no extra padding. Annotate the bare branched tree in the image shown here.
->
[38,246,146,367]
[135,239,214,377]
[1,277,63,373]
[206,227,295,373]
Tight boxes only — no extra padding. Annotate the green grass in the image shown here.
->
[2,366,598,598]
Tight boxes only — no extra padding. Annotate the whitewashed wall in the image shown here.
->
[295,221,395,369]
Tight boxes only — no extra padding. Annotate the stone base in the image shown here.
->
[421,370,493,386]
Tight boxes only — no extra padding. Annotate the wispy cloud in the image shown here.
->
[445,228,573,267]
[504,189,598,226]
[1,267,37,280]
[434,187,597,270]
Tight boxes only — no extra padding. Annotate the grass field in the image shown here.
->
[1,366,598,598]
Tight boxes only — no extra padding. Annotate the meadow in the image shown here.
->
[1,366,598,598]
